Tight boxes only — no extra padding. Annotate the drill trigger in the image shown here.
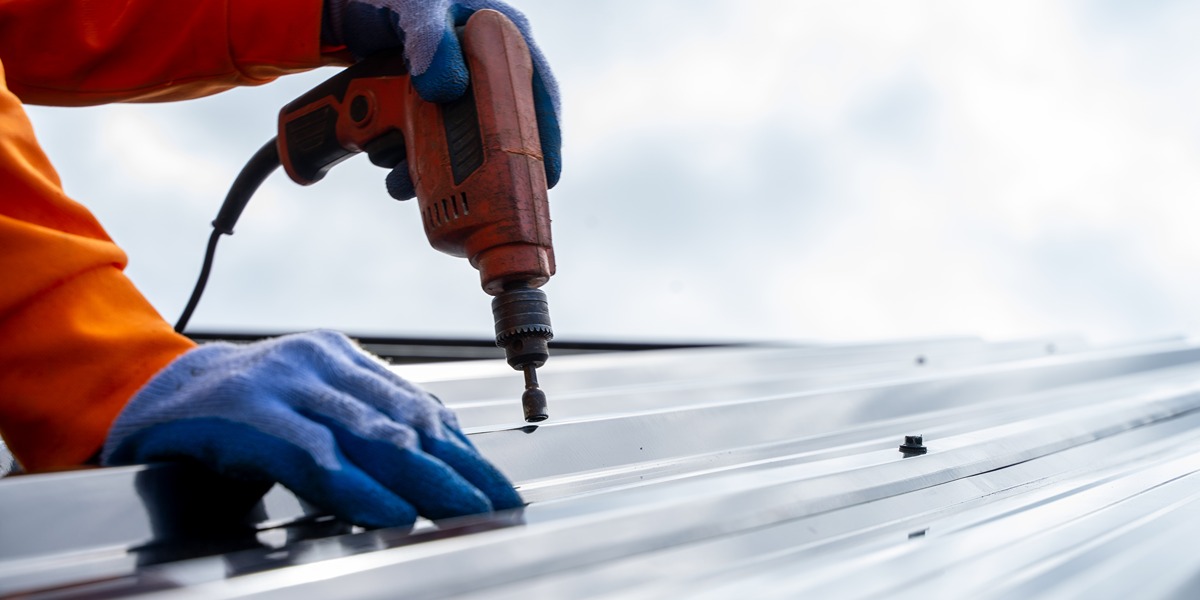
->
[364,130,408,169]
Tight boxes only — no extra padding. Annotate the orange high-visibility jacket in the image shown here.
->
[0,0,343,471]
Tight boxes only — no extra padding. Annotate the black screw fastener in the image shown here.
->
[899,434,927,456]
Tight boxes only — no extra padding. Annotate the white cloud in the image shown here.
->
[22,0,1200,344]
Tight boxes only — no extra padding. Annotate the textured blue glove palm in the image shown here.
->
[101,331,522,528]
[322,0,562,198]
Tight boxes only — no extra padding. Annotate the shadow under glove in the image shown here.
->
[321,0,562,198]
[102,330,523,528]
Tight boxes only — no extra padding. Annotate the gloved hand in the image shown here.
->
[321,0,562,198]
[101,330,522,528]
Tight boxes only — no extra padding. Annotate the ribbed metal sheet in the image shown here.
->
[6,335,1200,598]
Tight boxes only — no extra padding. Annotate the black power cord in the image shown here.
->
[175,138,281,333]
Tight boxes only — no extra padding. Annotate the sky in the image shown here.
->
[23,0,1200,345]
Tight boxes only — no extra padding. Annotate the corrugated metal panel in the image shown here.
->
[5,335,1200,598]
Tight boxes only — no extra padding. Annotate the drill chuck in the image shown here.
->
[492,286,553,369]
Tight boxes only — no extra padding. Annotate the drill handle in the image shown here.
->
[277,50,410,185]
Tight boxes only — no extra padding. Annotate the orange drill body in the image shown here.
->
[277,10,555,421]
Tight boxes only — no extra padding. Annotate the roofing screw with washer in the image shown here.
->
[899,434,927,456]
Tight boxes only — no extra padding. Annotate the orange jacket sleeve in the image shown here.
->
[0,0,340,105]
[0,0,335,471]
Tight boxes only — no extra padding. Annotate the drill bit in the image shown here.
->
[521,364,548,422]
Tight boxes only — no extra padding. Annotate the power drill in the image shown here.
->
[178,10,556,422]
[281,9,556,422]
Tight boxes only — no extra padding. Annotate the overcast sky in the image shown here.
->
[24,0,1200,345]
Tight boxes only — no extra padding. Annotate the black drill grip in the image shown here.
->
[280,105,351,184]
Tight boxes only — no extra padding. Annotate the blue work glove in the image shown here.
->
[101,331,522,528]
[321,0,562,197]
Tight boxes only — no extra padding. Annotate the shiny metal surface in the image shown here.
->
[6,334,1200,598]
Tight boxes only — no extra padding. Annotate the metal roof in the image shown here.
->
[5,334,1200,597]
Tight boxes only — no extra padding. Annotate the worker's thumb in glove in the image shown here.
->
[101,331,522,528]
[323,0,562,190]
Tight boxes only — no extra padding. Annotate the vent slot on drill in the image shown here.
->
[424,193,470,229]
[442,85,485,185]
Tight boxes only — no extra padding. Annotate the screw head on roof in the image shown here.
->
[900,434,927,456]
